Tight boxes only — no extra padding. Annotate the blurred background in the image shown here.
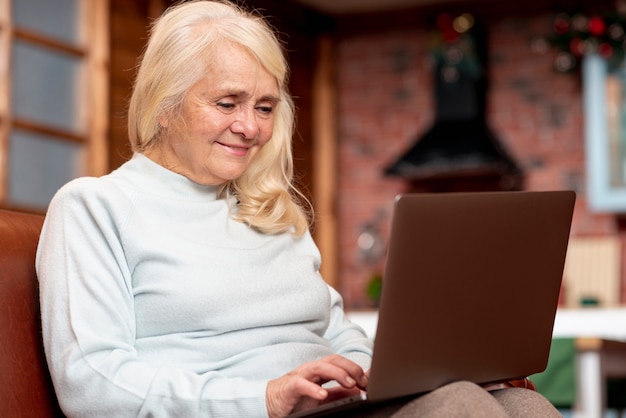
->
[1,0,626,415]
[4,0,625,308]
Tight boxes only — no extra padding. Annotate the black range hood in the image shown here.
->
[385,19,522,191]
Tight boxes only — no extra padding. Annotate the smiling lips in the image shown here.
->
[218,141,250,157]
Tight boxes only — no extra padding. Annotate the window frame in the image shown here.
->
[0,0,109,212]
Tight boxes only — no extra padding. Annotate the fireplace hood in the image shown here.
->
[385,19,522,190]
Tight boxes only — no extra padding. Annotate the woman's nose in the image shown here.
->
[231,106,260,139]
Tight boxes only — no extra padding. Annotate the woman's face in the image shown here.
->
[147,43,280,185]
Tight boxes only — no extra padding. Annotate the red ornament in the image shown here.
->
[569,38,586,56]
[588,16,606,36]
[553,14,570,34]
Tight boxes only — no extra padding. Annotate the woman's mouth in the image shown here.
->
[218,142,249,157]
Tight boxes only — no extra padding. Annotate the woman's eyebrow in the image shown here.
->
[216,88,279,103]
[259,94,280,104]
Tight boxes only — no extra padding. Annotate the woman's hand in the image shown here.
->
[265,355,368,418]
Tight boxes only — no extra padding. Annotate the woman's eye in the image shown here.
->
[217,102,236,111]
[256,105,274,115]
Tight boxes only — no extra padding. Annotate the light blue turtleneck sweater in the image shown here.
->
[36,153,372,417]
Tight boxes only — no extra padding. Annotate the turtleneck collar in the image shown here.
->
[119,153,221,202]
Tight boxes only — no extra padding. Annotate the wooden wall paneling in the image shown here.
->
[108,0,154,170]
[108,0,170,171]
[286,33,315,223]
[84,0,110,177]
[311,35,338,286]
[0,0,10,203]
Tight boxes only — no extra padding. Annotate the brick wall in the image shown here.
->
[335,12,624,309]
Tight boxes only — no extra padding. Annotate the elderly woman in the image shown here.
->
[36,1,561,417]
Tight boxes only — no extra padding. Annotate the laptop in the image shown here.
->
[289,190,575,417]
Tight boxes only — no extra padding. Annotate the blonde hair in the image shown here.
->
[127,0,311,235]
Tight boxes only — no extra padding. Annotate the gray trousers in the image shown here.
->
[335,381,561,417]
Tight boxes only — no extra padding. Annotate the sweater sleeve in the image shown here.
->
[36,180,268,418]
[323,286,374,372]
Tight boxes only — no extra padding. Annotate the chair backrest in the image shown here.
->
[562,236,621,307]
[0,209,64,417]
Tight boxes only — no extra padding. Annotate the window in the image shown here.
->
[584,53,626,212]
[0,0,108,212]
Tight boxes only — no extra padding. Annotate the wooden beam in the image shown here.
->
[0,0,10,204]
[83,0,110,177]
[12,118,86,143]
[311,35,338,287]
[13,28,86,57]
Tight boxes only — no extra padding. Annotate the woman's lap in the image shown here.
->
[490,386,562,418]
[333,381,560,417]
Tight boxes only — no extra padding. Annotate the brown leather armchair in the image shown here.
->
[0,210,64,417]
